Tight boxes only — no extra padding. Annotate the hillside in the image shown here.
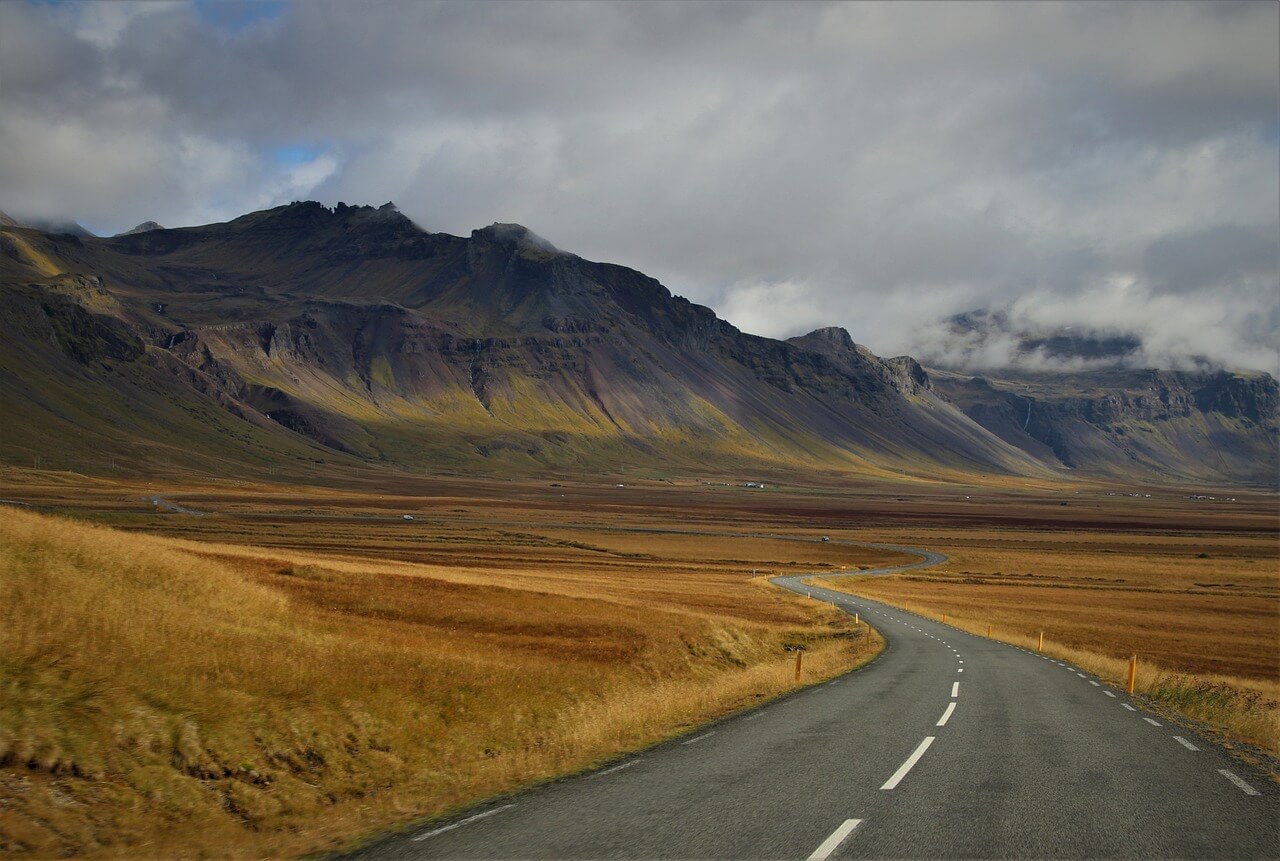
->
[0,201,1274,485]
[930,368,1278,486]
[0,502,878,857]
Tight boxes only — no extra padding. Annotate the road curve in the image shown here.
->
[346,542,1278,859]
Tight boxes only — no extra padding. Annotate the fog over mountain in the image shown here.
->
[1,1,1276,373]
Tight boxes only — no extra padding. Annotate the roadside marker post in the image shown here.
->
[795,649,803,681]
[986,624,991,638]
[1038,631,1044,652]
[1127,654,1137,694]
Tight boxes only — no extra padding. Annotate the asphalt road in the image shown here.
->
[347,545,1279,859]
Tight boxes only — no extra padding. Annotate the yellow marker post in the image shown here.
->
[1127,655,1137,694]
[986,624,992,638]
[1038,631,1044,651]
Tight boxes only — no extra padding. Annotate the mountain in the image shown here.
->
[921,308,1163,372]
[929,368,1277,485]
[114,221,164,237]
[0,201,1273,485]
[0,214,95,238]
[941,309,1146,367]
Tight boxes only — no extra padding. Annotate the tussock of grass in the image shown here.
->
[820,580,1279,757]
[0,508,877,857]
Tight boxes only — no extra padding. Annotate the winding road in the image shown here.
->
[347,542,1279,859]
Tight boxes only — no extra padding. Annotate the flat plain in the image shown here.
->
[0,466,1275,857]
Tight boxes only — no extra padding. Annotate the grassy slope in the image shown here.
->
[0,346,334,478]
[0,507,882,857]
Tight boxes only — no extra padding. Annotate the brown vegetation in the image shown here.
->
[0,502,886,858]
[821,523,1280,754]
[1,468,1275,854]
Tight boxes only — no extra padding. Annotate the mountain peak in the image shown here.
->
[800,326,855,350]
[116,221,164,237]
[788,327,865,358]
[472,223,561,256]
[335,200,402,218]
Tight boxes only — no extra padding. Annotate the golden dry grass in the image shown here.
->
[0,506,885,858]
[821,522,1280,755]
[2,469,1275,850]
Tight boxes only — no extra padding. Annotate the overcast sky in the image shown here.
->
[2,0,1277,372]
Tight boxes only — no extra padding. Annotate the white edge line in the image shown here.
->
[1173,736,1200,751]
[682,732,715,745]
[936,701,957,726]
[594,760,638,777]
[413,804,515,841]
[807,818,864,861]
[1122,703,1137,711]
[881,736,935,790]
[1144,717,1162,726]
[1103,690,1116,698]
[1218,769,1261,796]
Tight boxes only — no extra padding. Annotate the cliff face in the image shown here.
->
[0,202,1274,485]
[930,369,1278,485]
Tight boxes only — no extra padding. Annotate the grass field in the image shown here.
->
[819,522,1280,756]
[1,468,1276,855]
[0,490,890,858]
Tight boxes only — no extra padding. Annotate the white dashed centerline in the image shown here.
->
[807,818,864,861]
[1122,704,1137,712]
[413,805,515,841]
[1144,718,1162,727]
[881,737,935,790]
[682,732,715,745]
[951,682,960,697]
[1218,770,1261,796]
[1173,736,1200,751]
[937,702,956,726]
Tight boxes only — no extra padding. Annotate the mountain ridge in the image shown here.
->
[0,202,1274,485]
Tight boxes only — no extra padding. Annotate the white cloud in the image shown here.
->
[0,0,1275,372]
[717,280,829,340]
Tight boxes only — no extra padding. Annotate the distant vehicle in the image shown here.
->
[820,536,830,542]
[402,514,414,521]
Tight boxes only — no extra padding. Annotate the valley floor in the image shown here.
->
[0,467,1275,856]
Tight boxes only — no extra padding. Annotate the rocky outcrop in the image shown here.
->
[115,221,164,237]
[931,369,1278,484]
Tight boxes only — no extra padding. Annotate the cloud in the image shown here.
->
[717,280,830,341]
[1,0,1275,372]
